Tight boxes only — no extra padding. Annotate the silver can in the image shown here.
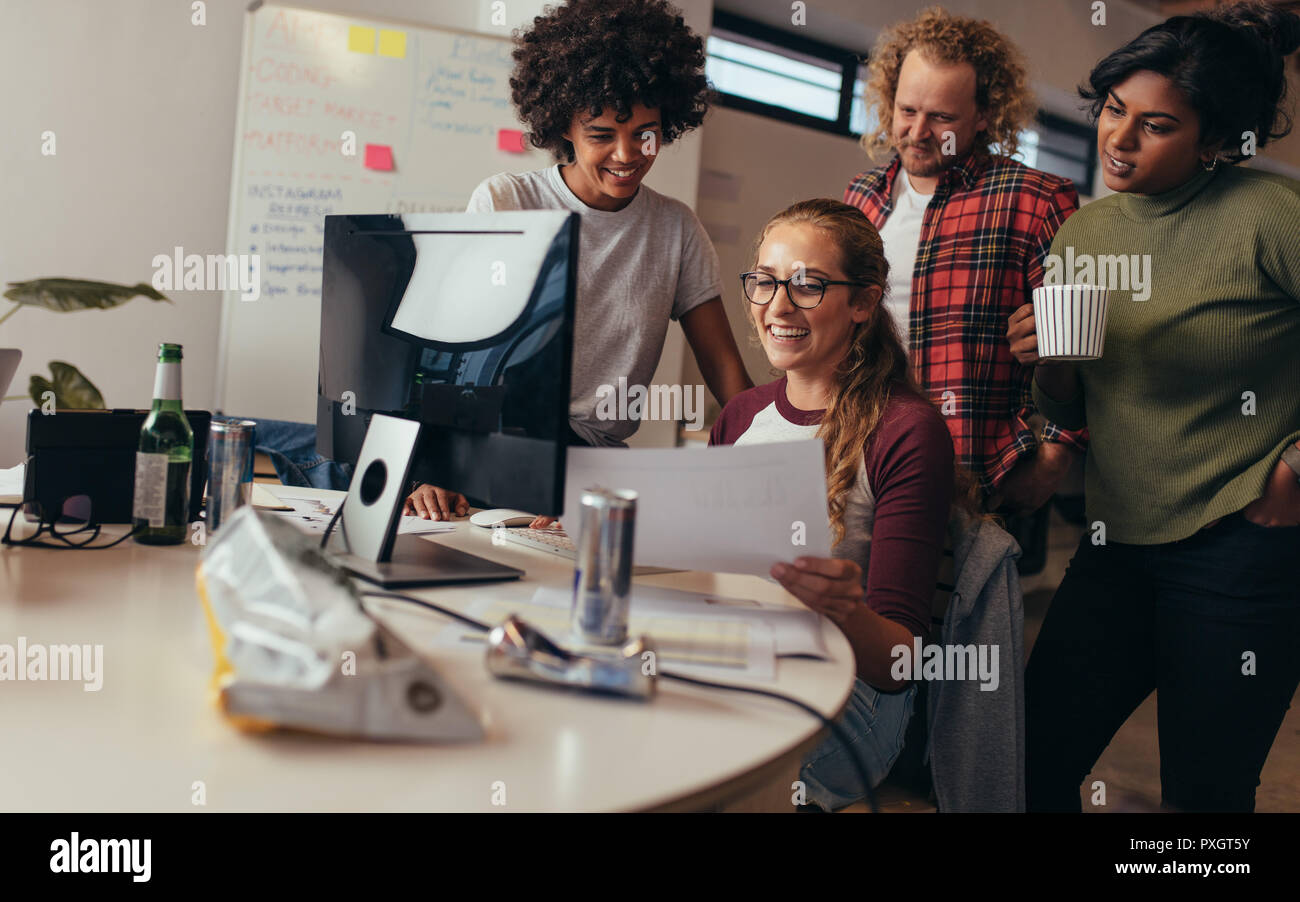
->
[570,487,638,645]
[208,419,257,532]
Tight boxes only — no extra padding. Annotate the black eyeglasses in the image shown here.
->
[1,496,141,550]
[739,271,873,309]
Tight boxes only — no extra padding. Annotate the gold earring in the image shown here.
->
[1202,155,1220,172]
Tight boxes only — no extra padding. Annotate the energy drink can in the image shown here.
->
[208,419,257,532]
[570,488,637,645]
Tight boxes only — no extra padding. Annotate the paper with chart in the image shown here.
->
[561,440,831,577]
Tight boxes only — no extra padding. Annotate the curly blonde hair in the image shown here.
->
[860,6,1036,160]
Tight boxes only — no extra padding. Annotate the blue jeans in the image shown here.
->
[233,417,354,491]
[799,678,917,810]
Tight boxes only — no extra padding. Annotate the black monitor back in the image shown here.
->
[317,211,578,516]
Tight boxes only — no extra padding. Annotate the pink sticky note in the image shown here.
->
[497,129,526,153]
[364,144,394,171]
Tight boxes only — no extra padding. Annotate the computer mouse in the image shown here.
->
[469,509,536,528]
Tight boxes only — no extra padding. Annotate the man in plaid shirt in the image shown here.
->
[845,8,1087,512]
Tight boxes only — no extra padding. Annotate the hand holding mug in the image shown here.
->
[1008,303,1043,366]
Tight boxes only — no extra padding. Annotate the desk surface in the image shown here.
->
[0,492,854,812]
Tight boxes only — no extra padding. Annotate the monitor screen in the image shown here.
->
[318,211,578,516]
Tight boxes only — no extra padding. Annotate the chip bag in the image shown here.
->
[195,506,483,742]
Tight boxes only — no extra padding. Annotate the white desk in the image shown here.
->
[0,492,854,812]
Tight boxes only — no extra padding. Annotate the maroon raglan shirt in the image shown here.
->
[710,377,954,639]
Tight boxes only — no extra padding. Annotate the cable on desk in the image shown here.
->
[360,587,880,814]
[319,498,345,550]
[657,668,879,814]
[357,589,494,633]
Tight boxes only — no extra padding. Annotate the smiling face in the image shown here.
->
[892,50,990,183]
[750,223,877,384]
[560,102,662,211]
[1097,70,1215,195]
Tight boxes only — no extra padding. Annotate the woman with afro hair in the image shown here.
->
[407,0,752,521]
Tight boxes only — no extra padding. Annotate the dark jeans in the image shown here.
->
[1026,513,1300,812]
[245,418,354,491]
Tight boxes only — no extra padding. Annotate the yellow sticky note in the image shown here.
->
[348,25,375,54]
[378,29,407,59]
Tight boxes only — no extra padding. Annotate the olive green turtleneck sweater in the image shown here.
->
[1033,165,1300,544]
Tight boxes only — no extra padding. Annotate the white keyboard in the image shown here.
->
[497,526,577,558]
[495,527,679,575]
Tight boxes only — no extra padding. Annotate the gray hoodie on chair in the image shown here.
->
[924,515,1026,812]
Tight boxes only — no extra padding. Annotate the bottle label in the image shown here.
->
[153,362,182,402]
[132,452,169,527]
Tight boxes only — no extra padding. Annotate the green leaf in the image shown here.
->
[3,278,170,312]
[28,361,106,409]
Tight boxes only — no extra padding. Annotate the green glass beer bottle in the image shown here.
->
[132,343,193,545]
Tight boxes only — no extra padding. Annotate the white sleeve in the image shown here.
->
[672,211,723,321]
[465,179,496,213]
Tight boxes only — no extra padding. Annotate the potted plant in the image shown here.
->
[1,279,171,408]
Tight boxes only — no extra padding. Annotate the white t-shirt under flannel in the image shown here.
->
[877,171,933,347]
[467,165,722,445]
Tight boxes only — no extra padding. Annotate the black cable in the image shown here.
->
[358,587,879,813]
[357,589,495,633]
[319,497,345,550]
[658,669,879,814]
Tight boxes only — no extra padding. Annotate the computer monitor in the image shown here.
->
[316,210,579,585]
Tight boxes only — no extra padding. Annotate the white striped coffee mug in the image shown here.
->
[1032,284,1110,361]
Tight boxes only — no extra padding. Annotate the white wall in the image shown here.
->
[0,0,712,464]
[689,106,868,410]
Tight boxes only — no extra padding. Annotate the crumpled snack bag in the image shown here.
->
[195,506,483,742]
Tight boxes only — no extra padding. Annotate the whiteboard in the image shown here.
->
[217,3,554,422]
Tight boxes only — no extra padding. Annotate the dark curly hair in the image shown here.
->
[1079,0,1300,163]
[509,0,711,162]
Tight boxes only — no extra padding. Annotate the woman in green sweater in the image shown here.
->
[1008,0,1300,811]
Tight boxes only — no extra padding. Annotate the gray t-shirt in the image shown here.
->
[466,164,722,445]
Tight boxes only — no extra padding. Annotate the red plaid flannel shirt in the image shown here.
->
[844,152,1089,491]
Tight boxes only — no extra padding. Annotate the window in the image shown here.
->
[707,13,1097,193]
[847,65,881,139]
[705,11,863,137]
[1013,112,1098,195]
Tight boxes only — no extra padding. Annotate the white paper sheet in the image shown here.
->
[528,585,829,660]
[561,440,831,578]
[266,489,456,536]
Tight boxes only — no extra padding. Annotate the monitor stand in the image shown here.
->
[330,532,523,588]
[329,414,523,588]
